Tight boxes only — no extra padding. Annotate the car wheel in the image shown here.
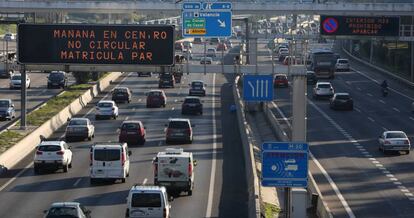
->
[406,150,410,155]
[121,178,126,183]
[188,190,193,196]
[68,161,72,168]
[63,164,69,172]
[88,135,92,141]
[34,166,40,174]
[113,115,117,120]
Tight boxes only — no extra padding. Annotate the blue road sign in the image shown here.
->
[182,2,232,38]
[261,142,308,187]
[243,75,273,101]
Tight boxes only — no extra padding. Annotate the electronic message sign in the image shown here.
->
[18,24,174,65]
[320,15,400,37]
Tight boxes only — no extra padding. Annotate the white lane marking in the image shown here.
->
[393,107,400,113]
[395,182,403,185]
[367,93,373,97]
[367,117,375,122]
[357,87,362,91]
[125,116,129,120]
[142,178,147,185]
[73,178,82,187]
[382,127,388,131]
[171,107,175,111]
[369,158,376,161]
[0,162,33,192]
[379,100,386,104]
[410,117,414,121]
[386,174,395,178]
[206,73,217,218]
[405,193,414,197]
[271,101,292,128]
[133,108,136,111]
[354,107,361,113]
[174,99,178,103]
[310,152,356,218]
[376,164,384,168]
[138,99,142,102]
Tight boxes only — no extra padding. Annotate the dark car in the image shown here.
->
[146,90,167,108]
[158,73,175,88]
[112,87,132,103]
[118,120,146,145]
[330,93,353,110]
[189,80,206,96]
[137,72,152,77]
[274,74,288,87]
[0,99,15,121]
[0,69,13,78]
[175,42,184,51]
[165,118,194,144]
[182,97,203,115]
[306,71,317,85]
[47,71,67,89]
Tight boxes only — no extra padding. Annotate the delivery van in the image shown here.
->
[126,185,171,218]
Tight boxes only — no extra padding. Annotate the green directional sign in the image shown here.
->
[184,18,205,29]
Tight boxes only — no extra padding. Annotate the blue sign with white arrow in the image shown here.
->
[243,75,273,101]
[261,142,309,187]
[182,2,232,38]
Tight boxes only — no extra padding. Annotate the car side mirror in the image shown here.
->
[128,151,132,156]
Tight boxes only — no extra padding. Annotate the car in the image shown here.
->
[65,118,95,142]
[3,32,15,41]
[224,40,233,49]
[193,38,203,44]
[0,99,15,121]
[137,72,152,77]
[182,49,192,60]
[47,71,67,89]
[90,143,131,184]
[118,120,146,145]
[274,74,288,87]
[175,42,184,51]
[126,186,171,218]
[200,57,213,65]
[216,43,228,51]
[379,131,411,154]
[112,87,132,103]
[165,118,194,144]
[95,100,119,120]
[209,38,220,44]
[206,48,217,58]
[330,93,353,110]
[158,73,175,88]
[182,96,203,115]
[0,69,13,78]
[44,202,91,218]
[313,82,334,99]
[282,56,300,65]
[183,41,193,49]
[306,71,317,85]
[189,80,206,96]
[33,140,73,174]
[146,90,167,108]
[9,73,30,89]
[335,58,350,71]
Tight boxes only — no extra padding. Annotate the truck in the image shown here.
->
[153,148,196,196]
[306,49,337,79]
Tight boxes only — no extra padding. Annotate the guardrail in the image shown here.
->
[0,72,122,172]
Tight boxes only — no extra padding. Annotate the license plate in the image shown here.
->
[127,132,136,135]
[175,133,184,136]
[52,83,58,85]
[189,104,196,107]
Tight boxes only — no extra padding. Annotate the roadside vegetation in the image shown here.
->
[263,202,281,218]
[0,24,17,35]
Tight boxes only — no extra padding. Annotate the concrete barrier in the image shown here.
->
[232,76,261,218]
[0,72,122,171]
[263,103,290,142]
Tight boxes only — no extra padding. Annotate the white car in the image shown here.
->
[95,100,119,120]
[313,82,334,99]
[3,32,15,41]
[335,58,350,71]
[126,186,171,218]
[206,48,217,58]
[9,73,30,89]
[379,131,411,154]
[33,140,73,174]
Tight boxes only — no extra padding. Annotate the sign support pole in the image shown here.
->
[203,41,207,75]
[20,65,27,130]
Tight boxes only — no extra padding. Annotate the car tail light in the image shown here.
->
[166,128,172,136]
[121,152,126,166]
[56,150,65,155]
[188,162,193,177]
[36,150,43,155]
[384,140,391,144]
[112,107,115,111]
[140,128,145,136]
[187,128,192,135]
[163,208,167,218]
[404,140,410,145]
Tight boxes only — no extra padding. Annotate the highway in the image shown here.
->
[269,41,414,217]
[0,70,249,217]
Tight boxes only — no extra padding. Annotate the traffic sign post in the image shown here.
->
[261,142,308,187]
[182,2,232,38]
[243,75,273,101]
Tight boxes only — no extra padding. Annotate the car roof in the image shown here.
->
[149,89,164,93]
[275,74,287,77]
[338,58,348,61]
[93,143,125,149]
[316,82,331,85]
[50,202,80,207]
[50,71,65,74]
[0,99,11,102]
[384,131,406,134]
[70,117,89,121]
[191,80,204,83]
[335,93,350,96]
[169,118,190,122]
[114,87,129,90]
[130,185,167,192]
[122,120,142,124]
[11,73,21,76]
[184,96,200,100]
[157,148,191,157]
[39,141,63,146]
[98,100,115,104]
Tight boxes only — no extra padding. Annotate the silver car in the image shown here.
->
[44,202,91,218]
[313,82,334,99]
[9,73,30,89]
[335,58,350,71]
[65,118,95,142]
[379,131,411,154]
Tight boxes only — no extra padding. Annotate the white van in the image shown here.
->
[126,185,171,218]
[153,148,196,196]
[90,143,131,184]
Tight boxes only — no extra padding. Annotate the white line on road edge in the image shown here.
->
[271,102,292,128]
[142,178,147,185]
[73,178,82,187]
[309,152,356,218]
[393,107,400,113]
[379,100,386,104]
[205,73,217,218]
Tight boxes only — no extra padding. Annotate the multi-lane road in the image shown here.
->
[0,70,249,217]
[270,41,414,217]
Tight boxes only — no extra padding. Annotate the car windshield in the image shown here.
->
[131,193,162,208]
[275,76,286,80]
[11,75,21,80]
[207,49,215,52]
[122,123,140,130]
[184,98,200,104]
[160,74,172,79]
[0,101,9,107]
[318,84,331,89]
[46,207,78,218]
[38,145,61,152]
[94,149,120,161]
[192,82,203,87]
[336,95,350,100]
[149,91,162,97]
[338,60,348,64]
[386,132,406,139]
[98,102,113,107]
[49,73,64,79]
[114,89,127,93]
[169,121,190,129]
[69,119,87,126]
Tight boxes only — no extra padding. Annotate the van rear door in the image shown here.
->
[130,193,163,217]
[93,148,122,178]
[158,156,189,182]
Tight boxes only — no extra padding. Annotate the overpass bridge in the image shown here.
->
[0,0,413,16]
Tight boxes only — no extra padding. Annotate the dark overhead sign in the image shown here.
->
[18,24,174,65]
[320,15,400,37]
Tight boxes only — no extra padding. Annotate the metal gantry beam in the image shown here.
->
[0,1,413,16]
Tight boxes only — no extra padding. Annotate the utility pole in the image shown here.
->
[245,18,250,65]
[20,65,27,130]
